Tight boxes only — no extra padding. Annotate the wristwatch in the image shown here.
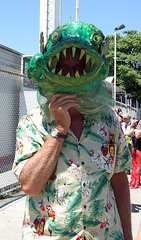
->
[50,128,66,139]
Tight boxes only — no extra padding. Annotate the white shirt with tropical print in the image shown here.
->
[12,106,132,240]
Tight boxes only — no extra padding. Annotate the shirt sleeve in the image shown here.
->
[12,114,45,179]
[114,126,132,173]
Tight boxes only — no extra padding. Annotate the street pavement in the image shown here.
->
[0,177,141,240]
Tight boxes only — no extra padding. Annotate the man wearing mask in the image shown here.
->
[12,22,133,240]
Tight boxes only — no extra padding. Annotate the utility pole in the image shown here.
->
[40,0,62,45]
[114,24,125,105]
[76,0,79,21]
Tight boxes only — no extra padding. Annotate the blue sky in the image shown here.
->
[0,0,140,55]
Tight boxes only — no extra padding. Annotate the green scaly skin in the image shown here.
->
[27,21,109,95]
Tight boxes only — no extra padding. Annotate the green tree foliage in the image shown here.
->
[106,30,141,101]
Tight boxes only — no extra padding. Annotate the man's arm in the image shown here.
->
[135,129,141,139]
[129,129,141,139]
[111,172,133,240]
[134,120,141,139]
[19,136,65,196]
[19,94,79,196]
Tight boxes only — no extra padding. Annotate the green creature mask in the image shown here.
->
[27,22,113,119]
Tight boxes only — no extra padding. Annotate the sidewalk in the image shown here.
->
[0,183,141,240]
[130,186,141,239]
[0,192,25,240]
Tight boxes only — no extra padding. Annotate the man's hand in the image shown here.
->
[49,94,79,134]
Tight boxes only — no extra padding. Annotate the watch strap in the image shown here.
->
[57,132,66,139]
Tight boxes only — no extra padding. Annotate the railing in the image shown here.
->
[115,101,139,119]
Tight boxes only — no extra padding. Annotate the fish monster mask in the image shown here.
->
[27,21,113,120]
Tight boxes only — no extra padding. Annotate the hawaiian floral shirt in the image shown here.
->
[12,107,132,240]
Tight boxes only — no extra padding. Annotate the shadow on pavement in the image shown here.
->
[0,192,26,209]
[132,203,141,213]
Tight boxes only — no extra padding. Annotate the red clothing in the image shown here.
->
[130,148,141,189]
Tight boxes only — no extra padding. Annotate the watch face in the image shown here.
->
[51,129,58,137]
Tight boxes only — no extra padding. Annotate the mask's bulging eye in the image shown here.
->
[90,33,102,45]
[51,31,62,43]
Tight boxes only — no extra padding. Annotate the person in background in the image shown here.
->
[114,108,123,126]
[117,108,123,118]
[118,115,123,126]
[114,108,123,118]
[122,114,133,152]
[129,119,141,188]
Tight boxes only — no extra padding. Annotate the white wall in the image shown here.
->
[19,89,38,118]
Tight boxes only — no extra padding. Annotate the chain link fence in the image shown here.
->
[0,69,21,191]
[0,44,38,193]
[0,64,38,193]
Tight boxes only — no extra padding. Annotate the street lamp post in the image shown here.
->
[76,0,79,21]
[114,24,125,105]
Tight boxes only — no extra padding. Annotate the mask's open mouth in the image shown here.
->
[47,46,96,78]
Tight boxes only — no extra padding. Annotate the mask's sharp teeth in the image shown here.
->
[86,54,90,64]
[75,70,80,78]
[57,69,62,76]
[83,69,86,75]
[66,72,70,78]
[72,47,76,58]
[79,49,85,60]
[51,68,56,73]
[48,58,52,69]
[56,52,60,61]
[91,60,94,67]
[63,48,67,58]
